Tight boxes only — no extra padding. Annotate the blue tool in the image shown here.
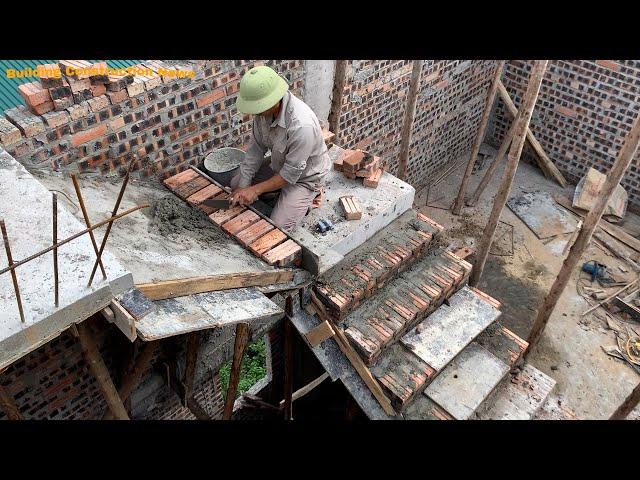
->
[316,218,334,233]
[581,261,607,282]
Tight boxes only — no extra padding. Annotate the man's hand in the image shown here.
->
[230,185,259,206]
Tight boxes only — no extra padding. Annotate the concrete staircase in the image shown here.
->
[313,208,562,420]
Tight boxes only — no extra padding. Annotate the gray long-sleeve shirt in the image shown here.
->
[236,91,331,191]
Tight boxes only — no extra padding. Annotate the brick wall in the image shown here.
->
[333,60,499,186]
[488,60,640,206]
[0,60,305,180]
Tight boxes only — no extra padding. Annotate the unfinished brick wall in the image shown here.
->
[488,60,640,206]
[0,60,305,180]
[333,60,499,187]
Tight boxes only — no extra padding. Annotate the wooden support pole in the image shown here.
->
[452,60,505,214]
[103,341,157,420]
[0,220,25,323]
[52,193,59,307]
[466,119,516,208]
[0,385,23,420]
[87,158,136,287]
[283,295,294,420]
[183,332,200,404]
[71,174,107,279]
[328,60,348,138]
[525,112,640,356]
[0,204,148,277]
[496,80,568,188]
[610,382,640,420]
[222,322,249,420]
[76,321,129,420]
[279,372,329,407]
[397,60,423,181]
[469,60,549,288]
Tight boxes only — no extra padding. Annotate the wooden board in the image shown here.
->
[400,287,500,371]
[136,270,296,300]
[573,167,627,221]
[507,191,578,239]
[424,342,509,420]
[135,287,283,341]
[304,320,335,347]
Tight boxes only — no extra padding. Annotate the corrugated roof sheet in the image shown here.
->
[0,60,142,112]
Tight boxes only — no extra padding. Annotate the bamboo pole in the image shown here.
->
[526,112,640,355]
[466,120,516,207]
[71,174,107,279]
[76,321,129,420]
[222,322,249,420]
[328,60,348,138]
[0,204,148,277]
[397,60,424,181]
[496,81,568,188]
[52,193,59,307]
[469,60,549,288]
[0,220,25,323]
[283,295,294,420]
[0,385,23,420]
[452,60,505,214]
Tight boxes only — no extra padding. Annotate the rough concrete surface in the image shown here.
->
[414,150,640,419]
[0,150,133,370]
[31,170,276,285]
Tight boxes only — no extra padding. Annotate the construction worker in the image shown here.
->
[229,65,331,232]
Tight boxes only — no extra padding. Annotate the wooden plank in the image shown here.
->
[470,61,548,287]
[309,293,396,416]
[555,195,640,254]
[305,320,335,347]
[76,321,129,420]
[223,322,249,420]
[453,60,505,214]
[279,372,330,407]
[328,60,348,137]
[136,270,295,300]
[497,80,568,188]
[109,299,137,342]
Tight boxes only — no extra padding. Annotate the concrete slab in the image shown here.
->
[135,287,283,341]
[477,363,556,420]
[401,286,501,371]
[424,342,509,420]
[291,146,415,274]
[0,150,133,370]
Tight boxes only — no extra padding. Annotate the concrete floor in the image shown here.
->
[415,152,640,419]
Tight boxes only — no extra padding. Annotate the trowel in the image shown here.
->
[201,198,232,210]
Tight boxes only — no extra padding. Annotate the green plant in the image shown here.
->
[219,338,267,398]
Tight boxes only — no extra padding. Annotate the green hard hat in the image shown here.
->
[236,66,289,114]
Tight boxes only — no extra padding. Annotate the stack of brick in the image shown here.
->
[332,147,385,188]
[0,60,305,181]
[163,168,302,267]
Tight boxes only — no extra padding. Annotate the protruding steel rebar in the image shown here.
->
[0,220,25,322]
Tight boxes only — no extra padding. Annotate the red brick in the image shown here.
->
[555,105,578,118]
[222,210,260,235]
[236,219,274,246]
[18,81,52,107]
[106,89,128,104]
[249,229,288,255]
[363,167,383,188]
[90,83,107,97]
[196,88,225,108]
[30,101,55,115]
[208,206,245,225]
[186,183,223,205]
[262,239,301,266]
[70,123,108,147]
[595,60,620,71]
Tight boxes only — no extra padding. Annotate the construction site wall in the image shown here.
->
[488,60,640,206]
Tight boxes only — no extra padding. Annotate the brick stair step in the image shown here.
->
[236,219,274,246]
[173,176,212,199]
[186,184,224,206]
[403,395,454,420]
[262,239,302,267]
[163,168,198,187]
[208,205,246,226]
[371,344,436,410]
[401,286,501,372]
[533,392,579,420]
[423,342,510,420]
[476,363,557,420]
[475,322,528,367]
[249,229,288,256]
[197,191,230,215]
[222,210,260,236]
